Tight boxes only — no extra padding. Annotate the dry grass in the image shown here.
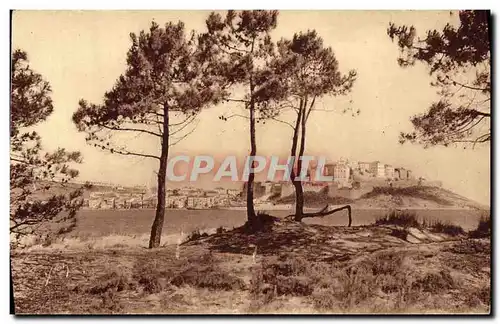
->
[429,220,465,236]
[374,210,466,238]
[15,227,223,252]
[374,210,421,228]
[11,221,490,315]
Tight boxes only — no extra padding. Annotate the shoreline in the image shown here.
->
[80,205,487,211]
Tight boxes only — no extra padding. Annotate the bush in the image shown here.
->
[99,291,123,313]
[137,274,164,294]
[390,228,409,240]
[170,264,246,291]
[413,270,456,293]
[184,229,209,243]
[374,210,420,228]
[88,271,130,295]
[132,258,175,294]
[430,220,465,236]
[368,251,405,276]
[276,275,314,296]
[469,215,490,238]
[311,251,414,311]
[334,266,377,310]
[250,256,314,300]
[447,239,490,255]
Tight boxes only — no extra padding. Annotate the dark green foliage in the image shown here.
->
[375,210,420,228]
[388,11,490,148]
[10,50,83,240]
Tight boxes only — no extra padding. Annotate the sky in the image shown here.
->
[11,10,491,205]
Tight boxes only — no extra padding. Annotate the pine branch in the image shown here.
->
[99,124,162,137]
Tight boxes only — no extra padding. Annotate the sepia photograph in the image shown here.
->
[9,9,491,315]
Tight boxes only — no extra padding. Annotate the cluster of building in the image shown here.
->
[86,186,151,209]
[165,186,240,209]
[85,158,416,210]
[86,185,242,210]
[355,161,412,180]
[323,159,413,185]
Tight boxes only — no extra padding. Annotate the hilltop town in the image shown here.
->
[83,159,443,210]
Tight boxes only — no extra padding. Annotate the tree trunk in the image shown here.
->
[246,99,258,226]
[148,104,169,248]
[289,100,304,221]
[294,98,308,221]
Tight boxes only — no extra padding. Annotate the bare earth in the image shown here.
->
[11,220,490,314]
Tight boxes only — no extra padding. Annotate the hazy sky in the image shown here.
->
[11,10,490,205]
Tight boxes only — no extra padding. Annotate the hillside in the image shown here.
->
[355,186,487,210]
[26,181,133,200]
[275,186,487,210]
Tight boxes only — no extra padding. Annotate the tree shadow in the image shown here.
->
[184,220,407,263]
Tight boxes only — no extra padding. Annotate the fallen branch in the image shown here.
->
[287,204,352,226]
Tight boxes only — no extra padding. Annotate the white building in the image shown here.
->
[167,196,187,209]
[227,188,241,197]
[324,163,336,177]
[334,163,351,183]
[385,164,395,179]
[214,187,227,195]
[369,161,386,178]
[359,162,371,172]
[186,196,216,209]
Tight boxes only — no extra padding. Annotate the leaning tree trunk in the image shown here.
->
[149,104,169,248]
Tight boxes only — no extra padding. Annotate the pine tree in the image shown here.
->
[387,10,490,148]
[73,21,225,248]
[203,10,279,228]
[267,30,356,220]
[10,49,84,242]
